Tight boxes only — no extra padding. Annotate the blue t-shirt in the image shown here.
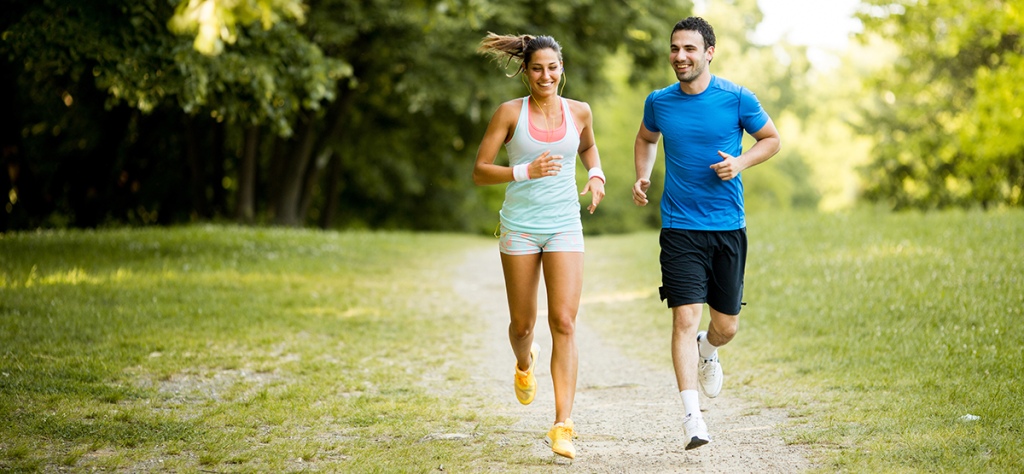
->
[642,76,769,231]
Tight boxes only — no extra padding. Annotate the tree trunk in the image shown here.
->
[183,117,209,219]
[266,135,287,219]
[210,122,227,217]
[235,125,260,223]
[299,148,332,222]
[309,87,356,229]
[318,152,342,229]
[273,112,318,226]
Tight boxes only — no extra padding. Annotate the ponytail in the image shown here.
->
[478,32,562,77]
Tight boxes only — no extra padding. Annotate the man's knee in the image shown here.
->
[710,315,739,344]
[671,304,703,333]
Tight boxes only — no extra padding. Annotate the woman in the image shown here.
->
[473,33,606,460]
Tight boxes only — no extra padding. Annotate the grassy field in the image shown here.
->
[0,227,528,472]
[583,209,1024,472]
[1,209,1022,472]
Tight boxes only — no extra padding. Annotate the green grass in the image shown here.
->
[583,209,1024,473]
[1,210,1022,472]
[0,227,533,472]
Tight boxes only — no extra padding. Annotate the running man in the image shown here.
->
[632,16,781,450]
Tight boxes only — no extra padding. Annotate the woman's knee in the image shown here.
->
[547,311,577,336]
[508,321,534,340]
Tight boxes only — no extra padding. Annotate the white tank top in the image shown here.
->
[499,97,582,233]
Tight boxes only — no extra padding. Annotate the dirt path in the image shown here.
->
[452,244,814,472]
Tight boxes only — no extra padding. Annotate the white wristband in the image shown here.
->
[513,163,530,182]
[587,167,606,184]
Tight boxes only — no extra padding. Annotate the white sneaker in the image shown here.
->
[682,413,710,450]
[698,353,723,398]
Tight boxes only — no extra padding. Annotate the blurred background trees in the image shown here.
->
[0,0,677,231]
[1,0,1021,233]
[856,0,1024,210]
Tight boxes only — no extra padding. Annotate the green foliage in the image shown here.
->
[1,0,684,231]
[856,0,1024,209]
[583,209,1024,472]
[168,0,307,55]
[2,0,341,134]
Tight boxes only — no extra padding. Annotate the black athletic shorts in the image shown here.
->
[659,228,747,315]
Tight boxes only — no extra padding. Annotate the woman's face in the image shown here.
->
[525,48,562,97]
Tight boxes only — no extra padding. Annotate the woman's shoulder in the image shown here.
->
[495,97,526,116]
[489,98,526,124]
[498,97,527,110]
[565,98,593,122]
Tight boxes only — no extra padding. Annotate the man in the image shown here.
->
[632,16,781,450]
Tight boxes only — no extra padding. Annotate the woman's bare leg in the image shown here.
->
[500,253,542,372]
[541,251,583,423]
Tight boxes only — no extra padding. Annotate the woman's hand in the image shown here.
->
[581,176,605,214]
[529,151,562,179]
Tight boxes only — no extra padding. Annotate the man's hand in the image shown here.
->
[633,178,651,206]
[710,151,745,181]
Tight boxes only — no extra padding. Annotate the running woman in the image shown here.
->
[473,32,606,460]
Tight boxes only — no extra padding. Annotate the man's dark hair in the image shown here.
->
[672,16,716,50]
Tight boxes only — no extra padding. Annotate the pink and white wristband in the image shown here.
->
[513,163,531,182]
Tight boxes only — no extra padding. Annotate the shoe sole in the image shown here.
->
[685,437,710,450]
[546,434,575,459]
[552,447,575,459]
[700,382,722,398]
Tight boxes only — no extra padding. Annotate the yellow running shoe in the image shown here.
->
[514,343,540,405]
[546,418,576,459]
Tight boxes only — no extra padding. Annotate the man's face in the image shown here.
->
[669,29,713,83]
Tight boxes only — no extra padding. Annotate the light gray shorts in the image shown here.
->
[498,224,584,255]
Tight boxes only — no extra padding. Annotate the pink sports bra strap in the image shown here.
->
[528,98,578,143]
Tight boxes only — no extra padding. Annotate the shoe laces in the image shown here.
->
[553,424,574,441]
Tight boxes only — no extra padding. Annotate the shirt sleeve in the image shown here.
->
[739,87,770,135]
[642,91,661,133]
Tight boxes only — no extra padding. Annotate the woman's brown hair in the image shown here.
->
[478,33,562,76]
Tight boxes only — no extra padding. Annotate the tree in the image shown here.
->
[856,0,1024,209]
[1,0,345,228]
[1,0,687,231]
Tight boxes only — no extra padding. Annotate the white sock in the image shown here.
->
[697,331,718,359]
[680,389,700,417]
